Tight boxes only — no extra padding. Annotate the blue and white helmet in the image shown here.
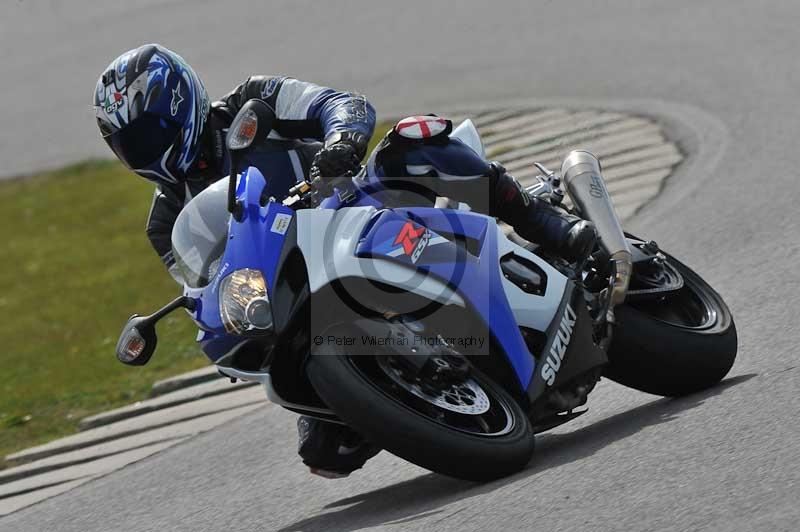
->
[94,44,210,185]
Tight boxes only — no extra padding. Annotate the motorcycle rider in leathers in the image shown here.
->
[94,44,596,478]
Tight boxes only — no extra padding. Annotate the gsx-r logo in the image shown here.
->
[394,221,430,264]
[540,304,576,386]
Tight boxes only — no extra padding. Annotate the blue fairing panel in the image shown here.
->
[356,209,481,265]
[187,167,294,361]
[356,207,535,389]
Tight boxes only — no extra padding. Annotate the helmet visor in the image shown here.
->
[105,113,181,170]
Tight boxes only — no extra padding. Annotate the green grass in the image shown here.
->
[0,122,393,465]
[0,160,207,463]
[367,121,392,154]
[486,144,516,158]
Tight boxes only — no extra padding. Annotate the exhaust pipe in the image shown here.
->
[561,151,632,308]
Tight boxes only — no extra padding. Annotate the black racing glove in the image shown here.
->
[309,143,361,182]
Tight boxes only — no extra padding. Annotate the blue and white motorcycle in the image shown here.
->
[116,101,737,481]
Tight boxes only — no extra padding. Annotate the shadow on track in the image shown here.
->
[276,374,755,532]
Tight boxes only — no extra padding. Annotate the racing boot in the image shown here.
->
[297,416,381,479]
[489,162,597,264]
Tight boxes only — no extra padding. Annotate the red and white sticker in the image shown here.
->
[392,221,431,263]
[394,115,449,140]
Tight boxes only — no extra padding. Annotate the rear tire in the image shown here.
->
[306,342,535,481]
[604,253,737,396]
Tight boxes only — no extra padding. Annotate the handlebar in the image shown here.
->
[283,173,356,210]
[288,181,313,197]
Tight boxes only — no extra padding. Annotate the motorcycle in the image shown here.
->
[116,100,737,481]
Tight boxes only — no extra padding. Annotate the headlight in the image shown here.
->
[219,269,273,334]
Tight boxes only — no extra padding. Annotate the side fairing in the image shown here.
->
[496,227,569,332]
[294,207,466,308]
[309,206,570,391]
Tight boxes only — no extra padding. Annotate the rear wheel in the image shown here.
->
[307,340,535,481]
[604,252,737,396]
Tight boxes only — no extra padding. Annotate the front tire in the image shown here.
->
[306,342,535,481]
[605,253,737,396]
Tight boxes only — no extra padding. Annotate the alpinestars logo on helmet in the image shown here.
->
[170,81,184,116]
[540,304,577,386]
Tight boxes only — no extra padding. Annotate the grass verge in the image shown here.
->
[0,122,393,465]
[0,160,206,464]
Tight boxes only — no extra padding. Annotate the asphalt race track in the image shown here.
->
[3,1,799,530]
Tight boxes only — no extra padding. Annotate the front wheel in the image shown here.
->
[306,341,535,481]
[604,252,737,396]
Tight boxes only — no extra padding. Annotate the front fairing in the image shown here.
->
[183,167,294,361]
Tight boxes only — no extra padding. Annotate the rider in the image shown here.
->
[94,44,595,479]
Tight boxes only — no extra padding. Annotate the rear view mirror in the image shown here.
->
[115,296,196,366]
[226,99,276,218]
[226,99,276,153]
[116,315,157,366]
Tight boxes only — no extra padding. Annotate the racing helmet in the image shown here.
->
[93,44,210,186]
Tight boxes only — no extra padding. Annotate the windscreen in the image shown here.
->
[171,179,230,288]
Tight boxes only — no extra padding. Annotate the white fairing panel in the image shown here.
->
[296,206,566,334]
[295,207,466,308]
[434,119,485,211]
[495,226,569,332]
[450,119,486,158]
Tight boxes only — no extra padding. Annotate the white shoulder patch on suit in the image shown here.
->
[275,78,326,120]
